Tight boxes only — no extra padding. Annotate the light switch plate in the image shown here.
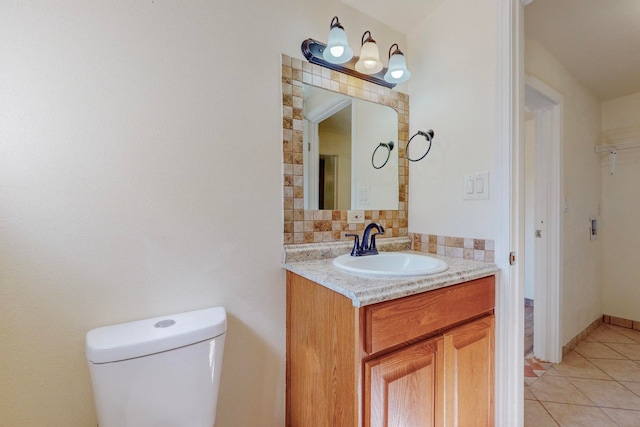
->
[463,171,489,200]
[358,187,370,207]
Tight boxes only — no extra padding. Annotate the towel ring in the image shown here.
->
[371,141,395,169]
[406,129,435,162]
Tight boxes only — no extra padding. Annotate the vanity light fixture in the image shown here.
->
[322,16,353,64]
[301,17,411,89]
[355,31,383,75]
[383,44,411,84]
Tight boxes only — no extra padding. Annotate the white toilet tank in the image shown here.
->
[86,307,226,427]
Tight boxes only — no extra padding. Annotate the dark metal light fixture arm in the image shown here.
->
[301,39,396,89]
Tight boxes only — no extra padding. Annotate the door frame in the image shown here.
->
[304,119,319,210]
[495,1,524,425]
[495,1,563,425]
[525,75,563,363]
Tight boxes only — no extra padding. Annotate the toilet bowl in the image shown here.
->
[86,306,226,427]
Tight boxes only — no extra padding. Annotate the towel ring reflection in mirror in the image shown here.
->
[372,141,394,169]
[406,129,435,162]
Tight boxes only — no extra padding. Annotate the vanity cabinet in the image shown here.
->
[286,271,495,427]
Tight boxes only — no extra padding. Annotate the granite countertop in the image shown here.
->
[283,242,500,307]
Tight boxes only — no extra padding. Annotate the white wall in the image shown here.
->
[601,92,640,321]
[524,116,536,300]
[407,0,497,240]
[525,39,603,345]
[0,1,405,425]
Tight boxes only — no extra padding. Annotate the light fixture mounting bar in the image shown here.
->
[301,39,396,89]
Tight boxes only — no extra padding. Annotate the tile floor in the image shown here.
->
[525,323,640,426]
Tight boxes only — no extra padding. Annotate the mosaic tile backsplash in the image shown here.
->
[410,233,495,262]
[282,54,409,245]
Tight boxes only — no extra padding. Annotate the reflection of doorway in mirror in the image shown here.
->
[318,106,352,210]
[302,83,398,211]
[319,155,338,210]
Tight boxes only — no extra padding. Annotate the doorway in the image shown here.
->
[524,76,563,364]
[318,154,338,210]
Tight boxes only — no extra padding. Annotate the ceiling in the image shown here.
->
[343,0,640,101]
[525,0,640,101]
[341,0,445,35]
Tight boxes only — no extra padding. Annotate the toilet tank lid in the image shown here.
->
[86,306,226,364]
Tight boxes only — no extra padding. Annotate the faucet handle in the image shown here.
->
[369,230,384,252]
[345,233,361,256]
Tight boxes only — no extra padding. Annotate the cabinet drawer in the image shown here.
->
[362,276,495,354]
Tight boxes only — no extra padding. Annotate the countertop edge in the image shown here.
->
[284,252,500,307]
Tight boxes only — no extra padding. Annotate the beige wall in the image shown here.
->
[525,39,603,346]
[406,0,498,240]
[601,92,640,321]
[0,1,405,426]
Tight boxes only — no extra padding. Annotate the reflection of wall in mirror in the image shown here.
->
[352,100,399,210]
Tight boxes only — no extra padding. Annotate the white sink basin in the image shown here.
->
[333,252,448,277]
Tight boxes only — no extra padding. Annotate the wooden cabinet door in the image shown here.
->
[364,338,440,427]
[438,315,494,427]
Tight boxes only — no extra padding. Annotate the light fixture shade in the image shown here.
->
[384,44,411,83]
[322,17,353,64]
[355,31,383,74]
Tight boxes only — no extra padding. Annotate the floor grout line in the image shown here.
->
[525,323,640,426]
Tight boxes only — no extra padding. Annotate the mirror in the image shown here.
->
[281,53,409,245]
[302,84,399,210]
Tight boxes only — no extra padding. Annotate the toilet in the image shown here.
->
[86,306,226,427]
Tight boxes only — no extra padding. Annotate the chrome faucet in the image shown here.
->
[346,223,385,256]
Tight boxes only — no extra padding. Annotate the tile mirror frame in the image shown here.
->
[282,54,409,245]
